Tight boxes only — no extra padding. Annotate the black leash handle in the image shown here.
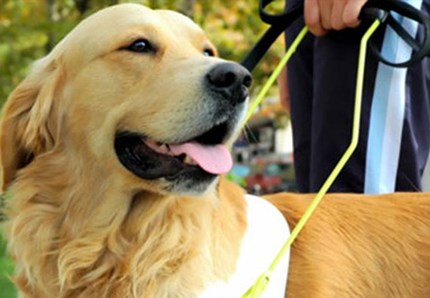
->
[241,0,430,72]
[241,3,303,72]
[360,0,430,67]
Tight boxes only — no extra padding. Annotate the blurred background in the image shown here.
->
[0,0,287,106]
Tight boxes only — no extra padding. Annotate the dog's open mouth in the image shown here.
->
[114,121,234,180]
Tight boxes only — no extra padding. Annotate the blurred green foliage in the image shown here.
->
[0,0,285,107]
[0,233,16,298]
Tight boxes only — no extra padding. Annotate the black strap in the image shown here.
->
[241,4,303,72]
[360,0,430,67]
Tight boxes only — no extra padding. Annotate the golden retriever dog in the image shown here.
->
[1,3,430,298]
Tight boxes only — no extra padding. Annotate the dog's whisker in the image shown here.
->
[242,125,257,143]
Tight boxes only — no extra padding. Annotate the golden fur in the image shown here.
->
[1,3,430,298]
[266,193,430,297]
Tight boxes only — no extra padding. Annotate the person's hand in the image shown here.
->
[304,0,368,36]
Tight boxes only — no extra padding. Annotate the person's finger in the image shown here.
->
[304,0,328,36]
[343,0,368,27]
[330,0,347,30]
[319,0,334,31]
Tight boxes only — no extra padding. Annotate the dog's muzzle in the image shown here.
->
[114,62,252,188]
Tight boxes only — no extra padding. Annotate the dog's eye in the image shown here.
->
[203,48,215,57]
[126,39,154,53]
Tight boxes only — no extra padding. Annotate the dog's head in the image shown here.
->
[0,4,251,196]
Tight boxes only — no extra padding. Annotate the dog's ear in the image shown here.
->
[0,56,64,191]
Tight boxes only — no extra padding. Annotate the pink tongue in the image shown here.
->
[169,142,233,174]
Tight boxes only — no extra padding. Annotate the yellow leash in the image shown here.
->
[241,19,382,298]
[244,26,309,124]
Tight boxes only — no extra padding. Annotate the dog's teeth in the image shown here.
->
[159,144,170,154]
[184,155,194,164]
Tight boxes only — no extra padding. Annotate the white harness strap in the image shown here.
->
[200,194,291,298]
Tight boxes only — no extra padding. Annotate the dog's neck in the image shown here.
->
[4,150,247,297]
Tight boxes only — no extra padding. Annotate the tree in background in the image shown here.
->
[0,0,285,106]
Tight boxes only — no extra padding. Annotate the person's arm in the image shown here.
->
[304,0,368,36]
[277,67,290,115]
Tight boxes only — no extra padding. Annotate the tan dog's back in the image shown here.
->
[266,193,430,297]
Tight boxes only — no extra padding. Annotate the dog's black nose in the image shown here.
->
[206,62,252,104]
